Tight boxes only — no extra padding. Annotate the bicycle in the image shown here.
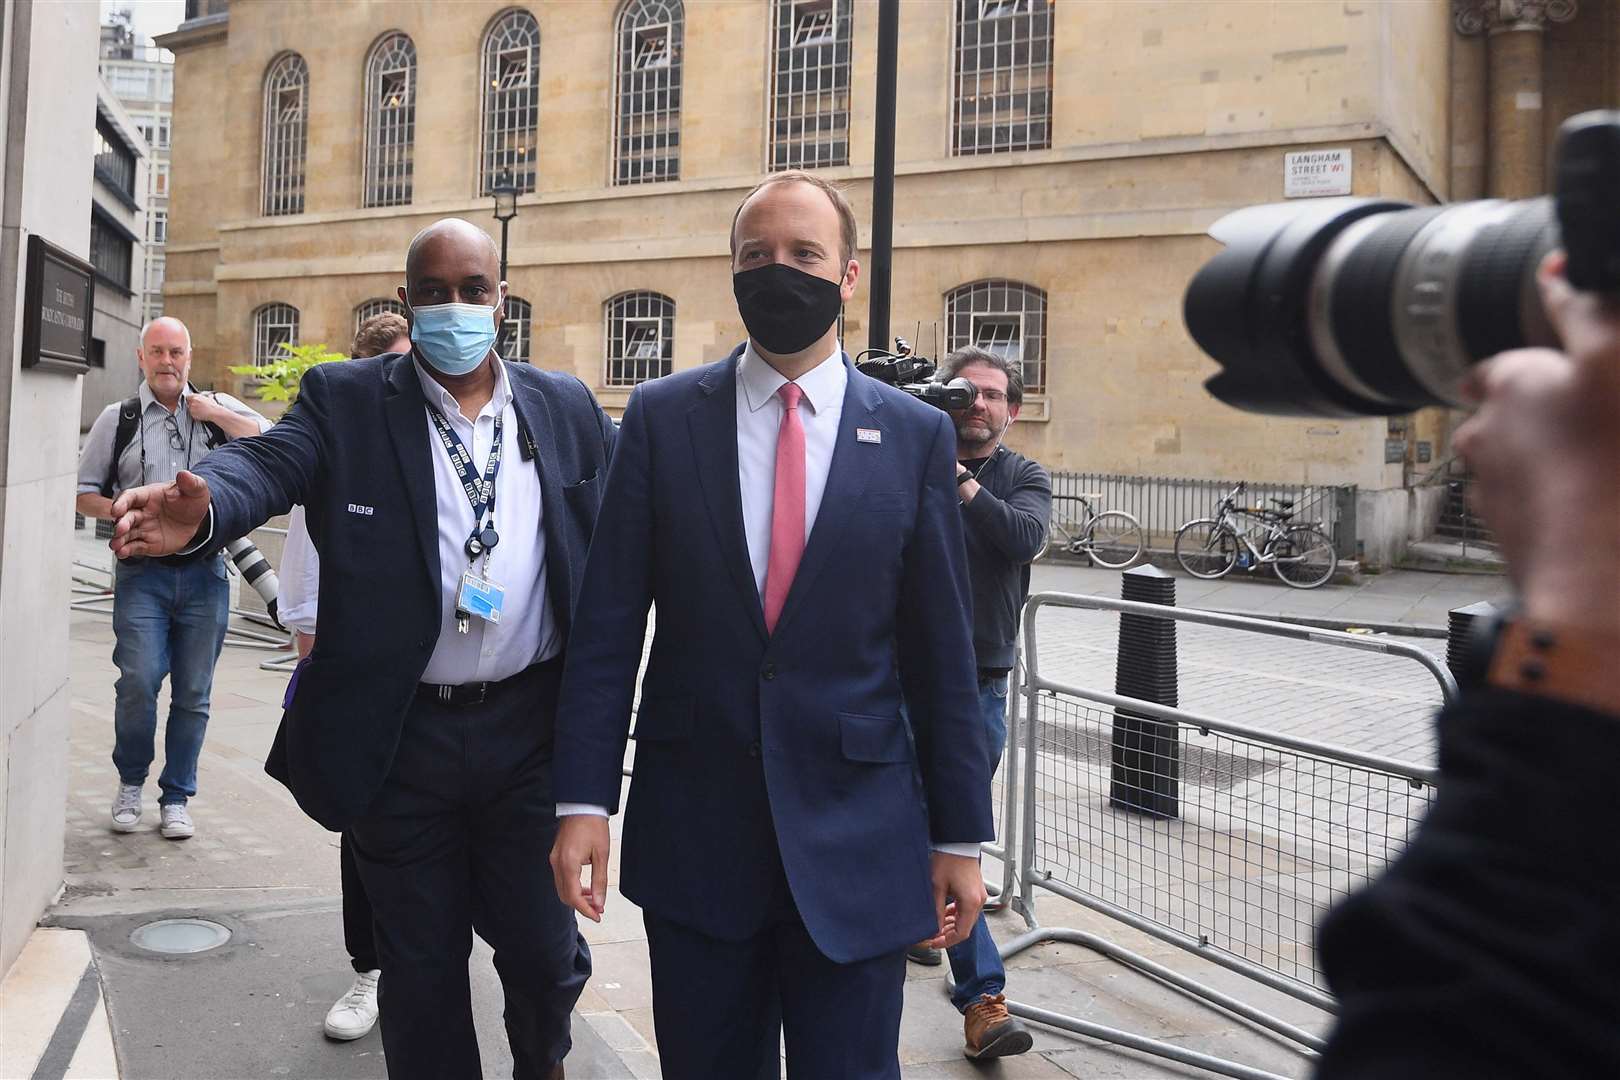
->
[1043,493,1144,569]
[1173,482,1338,589]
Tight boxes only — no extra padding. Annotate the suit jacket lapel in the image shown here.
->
[689,351,769,642]
[772,359,883,639]
[381,355,441,622]
[506,368,573,642]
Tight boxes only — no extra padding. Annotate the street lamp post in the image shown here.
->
[491,167,519,285]
[491,168,519,355]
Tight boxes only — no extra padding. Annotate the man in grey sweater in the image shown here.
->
[907,345,1051,1059]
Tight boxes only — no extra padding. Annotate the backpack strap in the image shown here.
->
[188,382,230,450]
[102,395,142,499]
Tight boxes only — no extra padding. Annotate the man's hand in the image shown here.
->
[955,462,979,504]
[929,851,987,949]
[109,471,212,560]
[550,814,611,922]
[1455,251,1620,635]
[185,392,227,425]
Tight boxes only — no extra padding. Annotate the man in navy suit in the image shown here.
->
[549,172,994,1078]
[109,219,615,1080]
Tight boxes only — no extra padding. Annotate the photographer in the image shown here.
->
[1315,252,1620,1076]
[905,346,1051,1060]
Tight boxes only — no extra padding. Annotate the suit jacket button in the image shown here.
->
[761,663,776,680]
[748,741,761,759]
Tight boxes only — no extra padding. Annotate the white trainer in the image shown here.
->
[159,803,194,840]
[323,969,381,1041]
[111,783,143,832]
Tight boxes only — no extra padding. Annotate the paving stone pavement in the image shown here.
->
[32,538,1505,1078]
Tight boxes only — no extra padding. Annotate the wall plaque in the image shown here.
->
[1284,148,1352,198]
[21,234,95,374]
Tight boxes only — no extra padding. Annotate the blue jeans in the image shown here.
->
[111,555,230,805]
[948,673,1010,1012]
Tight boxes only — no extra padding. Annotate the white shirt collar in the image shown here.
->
[738,341,845,415]
[139,379,188,414]
[412,354,513,420]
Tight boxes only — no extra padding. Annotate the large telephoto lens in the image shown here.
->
[1183,195,1558,418]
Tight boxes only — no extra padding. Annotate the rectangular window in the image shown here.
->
[147,254,166,292]
[150,209,167,244]
[952,0,1054,156]
[157,117,170,148]
[793,1,836,45]
[160,68,174,102]
[94,118,137,200]
[496,48,530,90]
[633,25,671,70]
[154,162,169,195]
[972,314,1023,364]
[90,213,133,291]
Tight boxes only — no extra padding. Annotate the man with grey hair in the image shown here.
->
[906,344,1051,1059]
[76,315,270,840]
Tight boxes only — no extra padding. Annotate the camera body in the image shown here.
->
[855,338,979,411]
[1183,111,1620,417]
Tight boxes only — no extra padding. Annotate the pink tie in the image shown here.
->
[763,383,806,634]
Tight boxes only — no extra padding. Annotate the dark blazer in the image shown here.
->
[190,353,616,831]
[552,347,994,965]
[1316,689,1620,1078]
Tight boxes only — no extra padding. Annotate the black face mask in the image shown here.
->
[732,262,844,356]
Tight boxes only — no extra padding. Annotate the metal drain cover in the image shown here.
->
[129,918,231,955]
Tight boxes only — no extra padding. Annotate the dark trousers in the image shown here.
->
[348,659,590,1080]
[643,852,906,1080]
[339,833,378,973]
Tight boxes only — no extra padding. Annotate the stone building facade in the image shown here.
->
[158,0,1620,564]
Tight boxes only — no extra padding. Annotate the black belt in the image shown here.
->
[417,654,563,708]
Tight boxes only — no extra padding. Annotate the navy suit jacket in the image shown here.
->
[553,347,994,964]
[190,353,616,831]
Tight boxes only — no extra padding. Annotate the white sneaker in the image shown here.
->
[159,803,194,840]
[111,783,143,832]
[323,969,381,1041]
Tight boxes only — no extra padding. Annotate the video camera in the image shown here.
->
[1183,111,1620,417]
[855,338,978,411]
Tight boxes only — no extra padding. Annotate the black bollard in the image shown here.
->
[1447,600,1499,677]
[1110,565,1180,819]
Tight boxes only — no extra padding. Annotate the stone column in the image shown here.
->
[1454,0,1580,197]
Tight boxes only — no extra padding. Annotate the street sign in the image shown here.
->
[1284,148,1352,198]
[21,234,95,374]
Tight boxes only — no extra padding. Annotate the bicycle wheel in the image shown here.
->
[1084,511,1144,569]
[1271,525,1337,589]
[1174,519,1238,579]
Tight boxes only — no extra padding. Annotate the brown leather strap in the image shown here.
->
[1486,621,1620,718]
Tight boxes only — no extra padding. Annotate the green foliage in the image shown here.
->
[228,342,348,404]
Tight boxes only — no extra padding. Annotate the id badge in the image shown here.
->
[456,570,506,625]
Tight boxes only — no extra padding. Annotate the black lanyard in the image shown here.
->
[426,406,502,559]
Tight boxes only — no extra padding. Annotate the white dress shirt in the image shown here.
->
[558,344,979,858]
[278,505,319,635]
[415,358,559,684]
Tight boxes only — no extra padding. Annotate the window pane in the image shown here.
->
[262,53,308,215]
[364,33,416,207]
[604,292,674,386]
[946,280,1046,394]
[253,303,300,366]
[952,0,1053,156]
[768,0,852,171]
[614,1,684,185]
[480,10,541,195]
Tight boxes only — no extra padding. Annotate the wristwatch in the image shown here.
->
[955,471,975,487]
[1463,608,1620,717]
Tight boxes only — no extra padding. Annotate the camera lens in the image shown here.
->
[1184,196,1558,418]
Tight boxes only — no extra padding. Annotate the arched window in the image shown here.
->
[944,280,1046,394]
[612,0,683,185]
[252,303,301,367]
[768,0,852,170]
[364,32,416,207]
[354,298,405,336]
[501,297,532,363]
[480,8,541,195]
[951,0,1053,156]
[604,291,674,386]
[262,53,309,216]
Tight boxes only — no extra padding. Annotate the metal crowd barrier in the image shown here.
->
[948,593,1450,1080]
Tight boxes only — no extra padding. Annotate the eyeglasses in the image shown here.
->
[976,389,1008,404]
[163,412,184,451]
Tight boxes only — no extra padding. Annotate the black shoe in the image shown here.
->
[906,943,943,966]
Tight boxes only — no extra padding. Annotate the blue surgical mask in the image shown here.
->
[409,302,499,376]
